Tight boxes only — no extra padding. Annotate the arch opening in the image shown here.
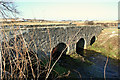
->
[51,43,68,60]
[76,38,85,56]
[90,36,96,45]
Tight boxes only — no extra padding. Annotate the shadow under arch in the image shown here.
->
[51,43,68,60]
[90,36,96,45]
[76,38,85,56]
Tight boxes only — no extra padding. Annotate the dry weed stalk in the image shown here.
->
[45,28,81,79]
[73,69,82,79]
[1,23,82,79]
[1,25,52,79]
[104,56,109,80]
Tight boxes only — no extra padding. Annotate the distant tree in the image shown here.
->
[84,20,94,25]
[0,0,19,18]
[84,20,88,25]
[103,24,108,27]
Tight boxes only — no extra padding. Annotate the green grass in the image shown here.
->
[87,41,119,60]
[70,53,93,65]
[53,62,69,75]
[51,53,94,78]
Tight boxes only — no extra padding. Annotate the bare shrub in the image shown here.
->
[0,0,19,18]
[0,25,73,79]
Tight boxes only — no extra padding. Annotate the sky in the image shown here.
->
[13,0,119,21]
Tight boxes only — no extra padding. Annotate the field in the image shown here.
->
[0,20,118,28]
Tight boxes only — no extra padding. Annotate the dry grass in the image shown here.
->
[1,21,70,26]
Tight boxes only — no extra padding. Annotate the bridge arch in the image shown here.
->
[51,42,68,60]
[90,36,96,45]
[76,38,86,55]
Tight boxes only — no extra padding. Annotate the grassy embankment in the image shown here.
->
[87,28,119,60]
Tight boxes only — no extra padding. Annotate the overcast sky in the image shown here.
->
[14,0,119,20]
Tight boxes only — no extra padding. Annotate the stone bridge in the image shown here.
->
[1,25,103,58]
